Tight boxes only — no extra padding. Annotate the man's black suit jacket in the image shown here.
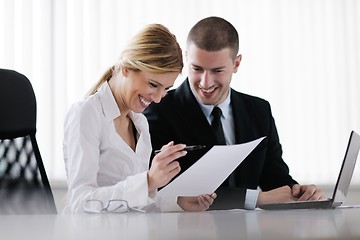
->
[144,79,297,209]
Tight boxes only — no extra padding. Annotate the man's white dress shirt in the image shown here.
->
[192,87,259,209]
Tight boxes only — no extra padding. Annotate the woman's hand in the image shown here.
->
[147,141,187,192]
[177,193,217,212]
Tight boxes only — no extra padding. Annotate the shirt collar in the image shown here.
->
[97,81,141,124]
[97,81,121,122]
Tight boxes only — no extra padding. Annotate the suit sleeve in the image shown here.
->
[258,102,298,190]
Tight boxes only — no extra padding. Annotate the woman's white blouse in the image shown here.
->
[63,82,158,213]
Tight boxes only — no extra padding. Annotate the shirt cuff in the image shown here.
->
[158,195,184,212]
[244,189,259,210]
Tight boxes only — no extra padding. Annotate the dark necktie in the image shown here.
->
[211,107,226,145]
[212,106,235,187]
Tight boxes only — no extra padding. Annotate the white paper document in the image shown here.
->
[158,136,266,199]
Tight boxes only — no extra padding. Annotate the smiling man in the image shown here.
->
[143,16,325,210]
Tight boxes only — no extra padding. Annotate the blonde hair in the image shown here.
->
[87,24,183,96]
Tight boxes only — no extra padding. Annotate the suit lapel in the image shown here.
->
[231,89,251,144]
[174,80,215,144]
[173,80,255,145]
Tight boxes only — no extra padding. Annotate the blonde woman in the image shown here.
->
[63,24,216,213]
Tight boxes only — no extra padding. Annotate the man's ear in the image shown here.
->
[233,54,242,73]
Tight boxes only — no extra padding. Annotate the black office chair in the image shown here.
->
[0,68,57,214]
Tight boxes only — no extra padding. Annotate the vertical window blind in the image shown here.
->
[1,0,359,186]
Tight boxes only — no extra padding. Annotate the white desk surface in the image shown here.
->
[1,208,360,240]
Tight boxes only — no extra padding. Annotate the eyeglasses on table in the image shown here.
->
[83,199,145,213]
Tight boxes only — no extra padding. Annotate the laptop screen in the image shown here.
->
[332,131,360,204]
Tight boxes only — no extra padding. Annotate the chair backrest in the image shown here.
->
[0,68,57,214]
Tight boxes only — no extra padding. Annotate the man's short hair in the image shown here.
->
[187,16,239,59]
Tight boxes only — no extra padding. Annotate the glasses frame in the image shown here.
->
[83,199,145,214]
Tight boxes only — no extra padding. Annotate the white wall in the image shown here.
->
[1,0,359,186]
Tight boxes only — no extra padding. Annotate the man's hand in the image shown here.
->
[257,186,297,206]
[177,193,217,212]
[291,184,326,201]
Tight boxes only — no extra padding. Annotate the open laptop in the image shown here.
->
[258,130,360,210]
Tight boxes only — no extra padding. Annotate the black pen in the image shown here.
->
[154,145,206,155]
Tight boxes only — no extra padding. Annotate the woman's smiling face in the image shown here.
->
[120,68,179,113]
